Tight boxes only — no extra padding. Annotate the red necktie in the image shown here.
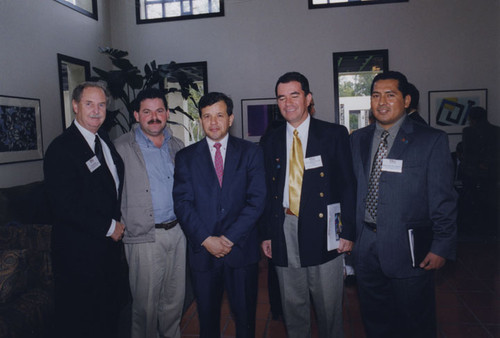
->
[214,143,223,187]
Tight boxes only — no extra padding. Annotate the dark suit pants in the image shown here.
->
[53,270,121,338]
[191,262,258,338]
[356,229,437,338]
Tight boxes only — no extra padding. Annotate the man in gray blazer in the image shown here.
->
[114,88,186,338]
[350,71,457,338]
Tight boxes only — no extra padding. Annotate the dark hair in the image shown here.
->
[407,83,420,110]
[198,92,233,116]
[468,106,487,122]
[133,87,168,112]
[370,71,410,98]
[275,72,311,96]
[72,81,110,104]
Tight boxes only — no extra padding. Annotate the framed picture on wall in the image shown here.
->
[428,89,487,134]
[0,95,44,164]
[241,98,281,143]
[54,0,98,20]
[309,0,408,9]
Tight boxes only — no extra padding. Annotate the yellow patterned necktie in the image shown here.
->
[289,129,304,216]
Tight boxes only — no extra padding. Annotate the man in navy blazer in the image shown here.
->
[350,71,457,337]
[44,82,125,338]
[173,92,266,338]
[260,72,356,338]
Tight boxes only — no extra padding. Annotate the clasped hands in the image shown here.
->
[110,221,125,242]
[202,235,234,258]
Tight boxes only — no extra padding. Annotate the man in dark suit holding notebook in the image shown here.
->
[350,71,457,338]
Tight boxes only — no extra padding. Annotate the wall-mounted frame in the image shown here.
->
[333,49,388,133]
[165,61,208,146]
[241,98,282,143]
[57,54,91,130]
[309,0,408,9]
[428,89,487,135]
[136,0,224,24]
[0,95,43,164]
[54,0,97,20]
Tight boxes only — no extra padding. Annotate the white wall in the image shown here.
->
[0,0,498,187]
[0,0,111,187]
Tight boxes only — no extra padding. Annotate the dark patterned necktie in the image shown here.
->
[214,142,223,187]
[94,135,106,166]
[366,130,389,219]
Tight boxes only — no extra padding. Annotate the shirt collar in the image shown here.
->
[206,133,229,150]
[375,114,406,137]
[74,119,98,148]
[134,123,172,147]
[286,113,311,136]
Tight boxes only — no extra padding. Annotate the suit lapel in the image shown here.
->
[389,118,414,159]
[223,136,240,191]
[196,138,221,190]
[361,125,376,178]
[275,126,287,194]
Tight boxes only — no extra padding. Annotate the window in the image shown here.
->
[333,50,388,133]
[309,0,408,9]
[136,0,224,24]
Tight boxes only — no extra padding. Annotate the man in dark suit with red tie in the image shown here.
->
[44,82,125,338]
[173,92,266,338]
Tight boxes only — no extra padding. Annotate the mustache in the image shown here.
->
[147,119,162,125]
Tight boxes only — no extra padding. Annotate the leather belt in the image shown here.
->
[155,219,178,230]
[364,222,377,232]
[284,208,296,216]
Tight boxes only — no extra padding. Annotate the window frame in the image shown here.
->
[136,0,224,24]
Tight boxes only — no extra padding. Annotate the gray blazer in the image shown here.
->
[350,117,457,278]
[114,124,184,244]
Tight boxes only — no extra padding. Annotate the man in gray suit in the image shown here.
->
[350,71,457,338]
[114,88,186,338]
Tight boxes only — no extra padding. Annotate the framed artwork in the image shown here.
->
[54,0,98,20]
[428,89,487,134]
[309,0,408,9]
[0,95,43,164]
[57,54,91,130]
[241,98,282,143]
[136,0,224,24]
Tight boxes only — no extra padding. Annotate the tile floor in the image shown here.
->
[180,237,499,338]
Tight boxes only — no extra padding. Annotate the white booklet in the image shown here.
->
[327,203,342,251]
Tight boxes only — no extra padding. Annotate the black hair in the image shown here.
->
[198,92,233,116]
[275,72,311,96]
[370,71,410,98]
[133,87,168,112]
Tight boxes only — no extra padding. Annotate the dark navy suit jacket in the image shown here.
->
[173,135,266,272]
[260,117,357,267]
[350,117,458,278]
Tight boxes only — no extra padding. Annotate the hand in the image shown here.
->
[419,252,446,270]
[261,240,272,259]
[111,221,125,242]
[202,236,232,258]
[337,238,353,254]
[220,235,234,248]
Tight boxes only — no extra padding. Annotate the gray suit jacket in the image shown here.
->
[350,117,457,278]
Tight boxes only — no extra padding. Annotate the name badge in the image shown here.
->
[304,155,323,170]
[382,159,403,173]
[86,156,101,173]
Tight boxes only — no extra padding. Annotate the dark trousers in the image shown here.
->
[356,230,437,338]
[53,271,121,338]
[191,262,258,338]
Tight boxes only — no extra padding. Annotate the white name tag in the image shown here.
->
[86,156,101,172]
[304,155,323,170]
[382,159,403,173]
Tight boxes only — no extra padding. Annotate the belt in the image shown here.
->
[364,222,377,232]
[155,219,178,230]
[284,208,296,216]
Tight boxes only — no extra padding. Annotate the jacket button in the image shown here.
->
[319,213,324,218]
[319,192,324,197]
[272,177,276,181]
[274,195,278,199]
[320,172,325,177]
